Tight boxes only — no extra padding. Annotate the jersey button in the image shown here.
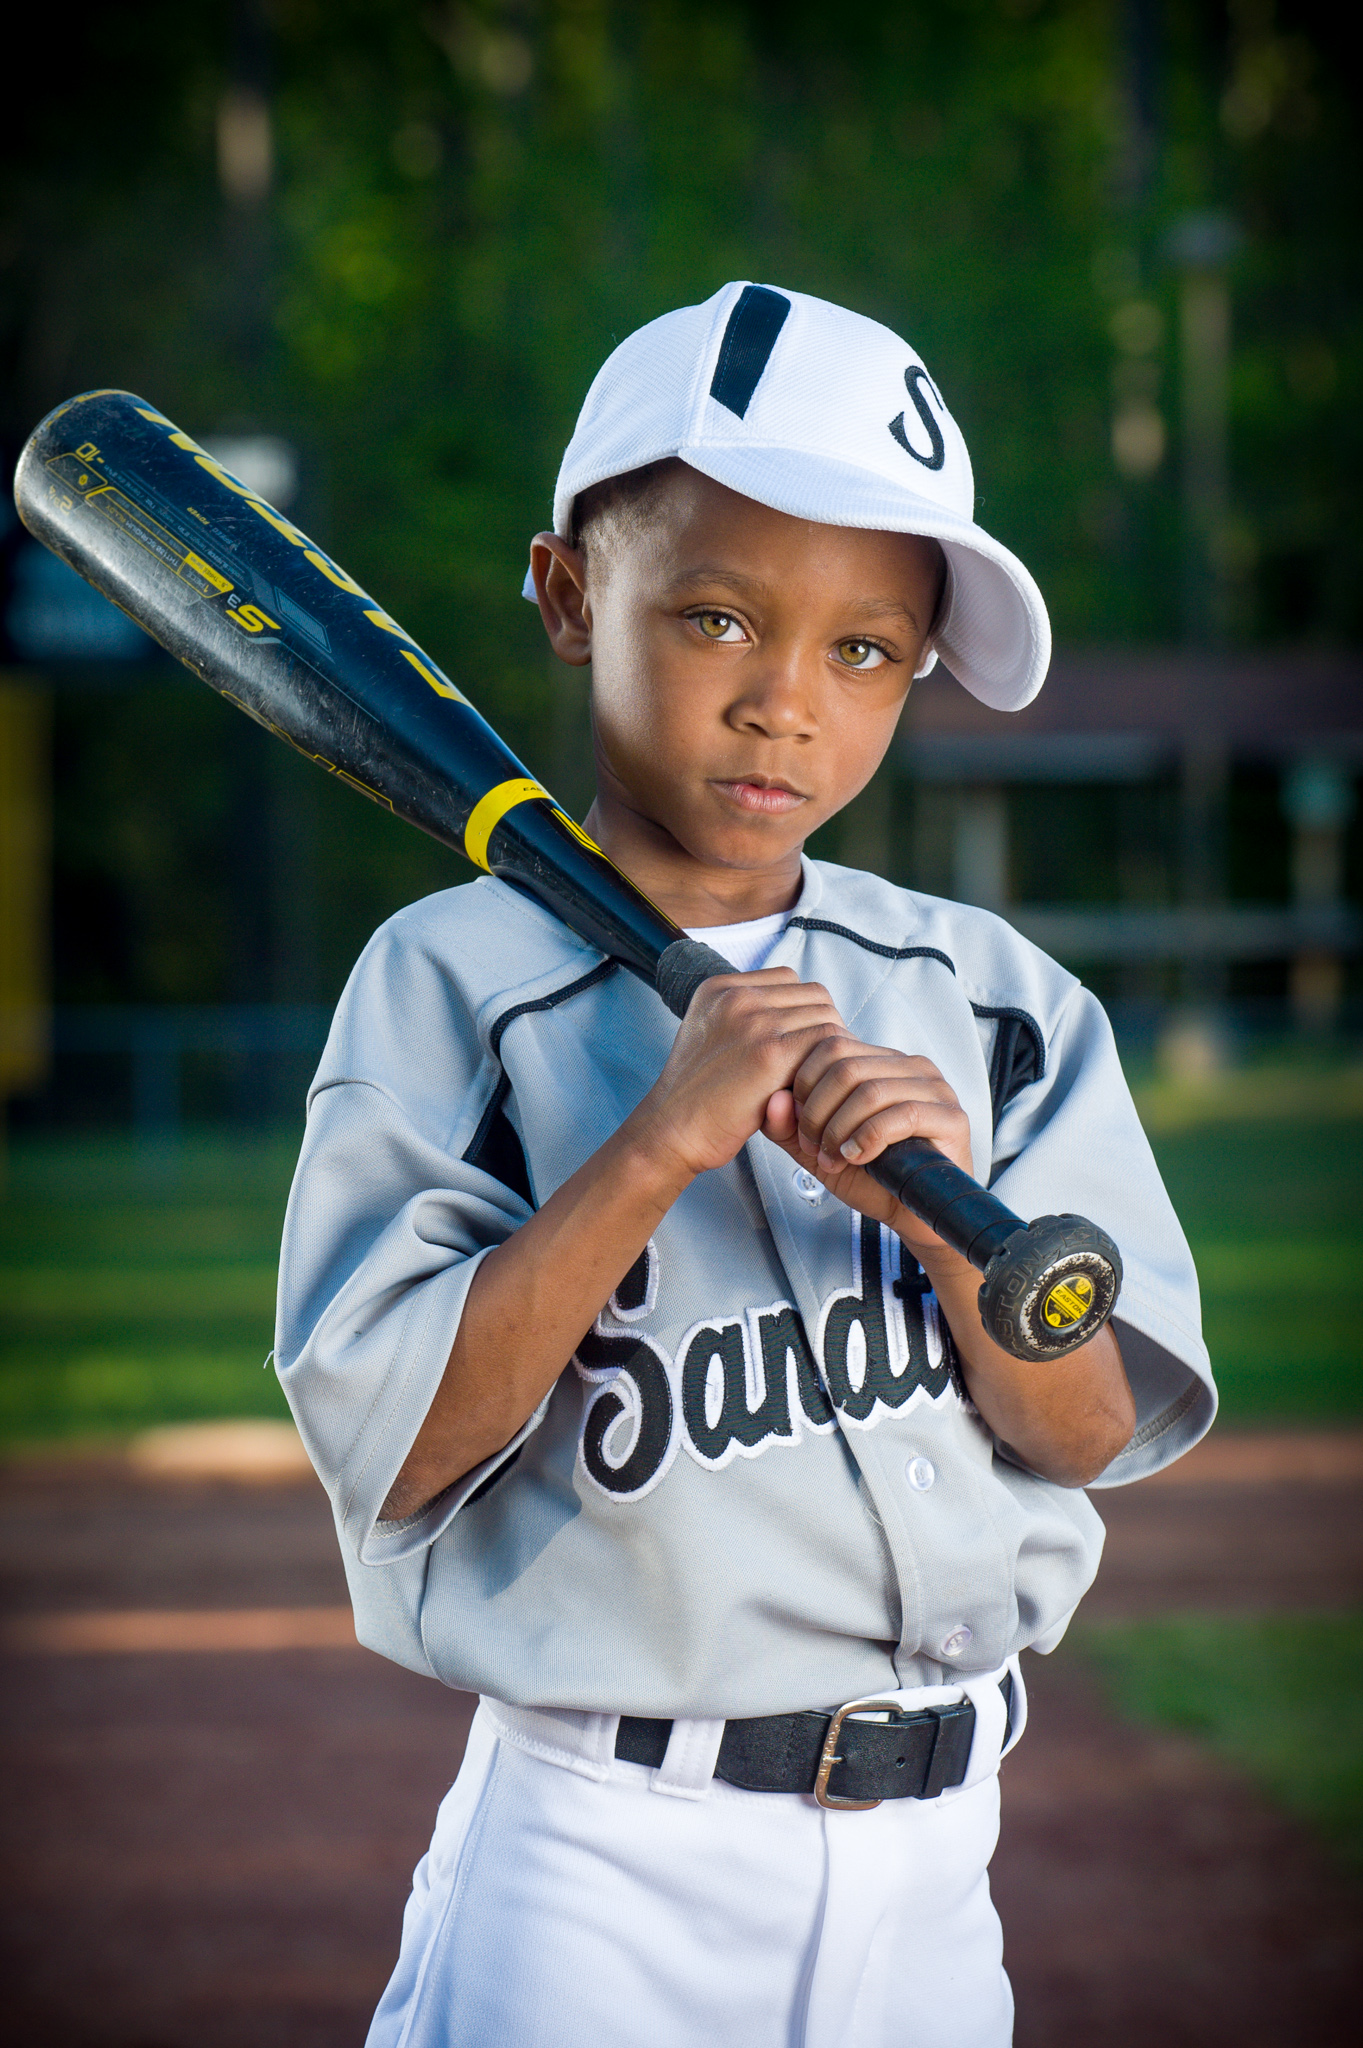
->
[905,1456,936,1492]
[940,1626,973,1658]
[791,1168,825,1205]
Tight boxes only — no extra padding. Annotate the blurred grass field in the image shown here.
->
[1,1054,1359,1444]
[0,1131,296,1443]
[1076,1612,1363,1875]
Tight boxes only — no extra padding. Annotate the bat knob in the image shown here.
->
[975,1215,1123,1362]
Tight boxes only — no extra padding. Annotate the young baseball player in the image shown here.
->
[276,284,1214,2047]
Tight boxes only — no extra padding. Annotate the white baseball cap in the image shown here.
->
[524,281,1050,711]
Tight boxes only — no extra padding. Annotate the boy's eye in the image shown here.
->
[836,639,888,669]
[693,611,745,642]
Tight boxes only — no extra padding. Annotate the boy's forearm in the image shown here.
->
[918,1247,1136,1488]
[380,1116,694,1521]
[380,971,860,1521]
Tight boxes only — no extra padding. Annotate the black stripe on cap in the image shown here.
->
[709,285,791,418]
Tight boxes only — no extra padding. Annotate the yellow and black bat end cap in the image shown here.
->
[976,1216,1123,1362]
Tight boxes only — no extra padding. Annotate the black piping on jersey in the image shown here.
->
[786,915,957,975]
[462,1072,534,1206]
[970,1004,1046,1125]
[464,932,1043,1195]
[488,958,620,1059]
[784,917,1045,1129]
[464,959,621,1205]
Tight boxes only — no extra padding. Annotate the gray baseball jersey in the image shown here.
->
[275,857,1213,1718]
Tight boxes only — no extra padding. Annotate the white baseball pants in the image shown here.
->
[367,1667,1023,2048]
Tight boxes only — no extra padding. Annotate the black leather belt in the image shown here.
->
[616,1674,1011,1811]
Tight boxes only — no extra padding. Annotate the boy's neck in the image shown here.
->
[583,795,805,930]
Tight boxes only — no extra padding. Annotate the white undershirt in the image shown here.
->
[682,911,790,974]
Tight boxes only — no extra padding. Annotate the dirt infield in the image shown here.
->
[1,1430,1359,2046]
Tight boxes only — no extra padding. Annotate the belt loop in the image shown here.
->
[999,1655,1028,1756]
[485,1700,620,1782]
[652,1716,727,1800]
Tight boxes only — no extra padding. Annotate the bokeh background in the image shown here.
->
[1,2,1360,2042]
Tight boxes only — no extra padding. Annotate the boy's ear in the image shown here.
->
[529,533,592,667]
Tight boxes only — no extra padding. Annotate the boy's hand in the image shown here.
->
[632,968,853,1181]
[761,1016,1136,1488]
[759,1030,975,1267]
[635,970,973,1268]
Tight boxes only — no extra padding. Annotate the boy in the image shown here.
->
[276,284,1214,2047]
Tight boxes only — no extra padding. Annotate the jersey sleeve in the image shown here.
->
[273,915,547,1568]
[984,983,1216,1484]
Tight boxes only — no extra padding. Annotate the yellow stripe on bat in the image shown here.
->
[464,778,551,871]
[401,648,465,702]
[548,807,606,856]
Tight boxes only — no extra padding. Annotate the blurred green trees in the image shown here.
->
[2,0,1358,1008]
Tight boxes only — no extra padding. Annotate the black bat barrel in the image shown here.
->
[14,390,1121,1363]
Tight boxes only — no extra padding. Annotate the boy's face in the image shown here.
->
[532,465,942,913]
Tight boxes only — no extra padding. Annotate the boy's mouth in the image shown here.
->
[710,775,808,816]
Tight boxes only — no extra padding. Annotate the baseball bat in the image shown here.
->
[13,390,1121,1361]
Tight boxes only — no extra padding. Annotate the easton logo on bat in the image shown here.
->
[1041,1273,1095,1331]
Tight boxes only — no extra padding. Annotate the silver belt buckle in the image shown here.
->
[813,1696,904,1811]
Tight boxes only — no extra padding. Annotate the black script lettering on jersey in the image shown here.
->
[576,1226,960,1501]
[895,1257,952,1403]
[820,1215,895,1420]
[822,1218,950,1419]
[609,1241,656,1320]
[578,1329,673,1496]
[681,1317,794,1465]
[888,366,946,471]
[758,1302,835,1432]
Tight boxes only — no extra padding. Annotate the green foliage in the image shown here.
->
[1076,1612,1363,1873]
[4,3,1358,1006]
[5,1,1359,654]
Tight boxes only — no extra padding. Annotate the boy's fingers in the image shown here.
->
[688,978,843,1039]
[693,969,833,1006]
[795,1056,957,1139]
[702,964,802,985]
[793,1053,948,1103]
[685,984,847,1062]
[761,1090,798,1141]
[760,1128,906,1229]
[758,1023,867,1097]
[816,1093,972,1171]
[790,1039,945,1103]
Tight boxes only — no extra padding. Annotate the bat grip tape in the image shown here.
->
[656,938,737,1019]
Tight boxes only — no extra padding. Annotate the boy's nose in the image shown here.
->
[727,656,818,740]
